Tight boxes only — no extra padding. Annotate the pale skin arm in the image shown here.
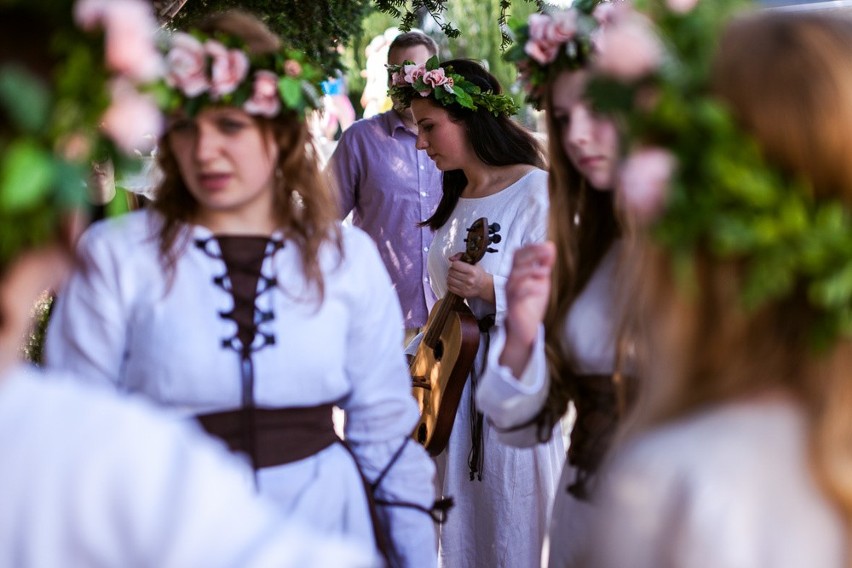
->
[447,252,496,305]
[498,242,556,379]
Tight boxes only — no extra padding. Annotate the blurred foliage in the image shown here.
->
[168,1,549,120]
[441,0,540,110]
[171,0,375,75]
[374,0,547,46]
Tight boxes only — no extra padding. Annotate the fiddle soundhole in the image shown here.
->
[433,340,444,361]
[417,423,428,444]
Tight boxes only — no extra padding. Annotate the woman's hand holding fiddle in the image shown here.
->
[499,242,556,379]
[447,253,495,304]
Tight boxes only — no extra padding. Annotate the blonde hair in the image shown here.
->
[152,11,341,300]
[627,11,852,539]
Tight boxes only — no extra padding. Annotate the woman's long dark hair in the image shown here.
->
[420,59,545,230]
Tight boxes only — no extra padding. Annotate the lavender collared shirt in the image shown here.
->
[329,110,442,329]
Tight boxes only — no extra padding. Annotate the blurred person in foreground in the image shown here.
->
[0,1,371,566]
[588,2,852,566]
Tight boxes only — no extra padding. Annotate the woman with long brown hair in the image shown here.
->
[474,3,632,566]
[591,4,852,566]
[45,10,436,567]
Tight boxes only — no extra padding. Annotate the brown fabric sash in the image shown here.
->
[196,404,339,469]
[566,373,638,499]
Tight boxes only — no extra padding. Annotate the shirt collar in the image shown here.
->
[383,109,416,138]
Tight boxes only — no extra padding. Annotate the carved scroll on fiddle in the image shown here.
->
[410,217,501,456]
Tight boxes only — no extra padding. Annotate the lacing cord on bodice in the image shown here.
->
[194,236,284,472]
[195,236,445,566]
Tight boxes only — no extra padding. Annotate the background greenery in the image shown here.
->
[168,0,547,118]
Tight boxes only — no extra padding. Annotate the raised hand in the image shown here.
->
[499,241,556,378]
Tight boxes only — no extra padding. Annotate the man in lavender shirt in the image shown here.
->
[329,31,442,342]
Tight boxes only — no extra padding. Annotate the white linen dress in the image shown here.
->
[0,363,373,567]
[476,241,623,567]
[424,169,564,568]
[591,395,846,568]
[44,209,436,567]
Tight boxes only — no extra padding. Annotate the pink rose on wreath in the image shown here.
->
[73,0,110,30]
[595,14,663,81]
[101,80,162,155]
[166,32,209,97]
[423,68,454,93]
[527,13,552,43]
[243,70,282,117]
[403,63,426,85]
[546,11,577,44]
[391,71,408,87]
[667,0,700,14]
[525,39,560,65]
[102,0,162,83]
[283,59,302,77]
[592,2,618,25]
[205,40,250,98]
[618,147,676,225]
[74,0,162,83]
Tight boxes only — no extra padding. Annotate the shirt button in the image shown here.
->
[420,191,427,197]
[419,165,425,170]
[423,247,429,252]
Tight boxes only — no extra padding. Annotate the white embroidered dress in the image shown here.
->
[45,209,436,567]
[424,169,564,568]
[477,241,623,567]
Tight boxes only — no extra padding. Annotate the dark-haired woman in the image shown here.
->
[44,11,436,567]
[394,57,564,567]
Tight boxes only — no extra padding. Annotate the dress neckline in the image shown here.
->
[459,168,540,201]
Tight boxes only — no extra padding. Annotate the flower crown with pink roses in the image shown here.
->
[387,56,519,117]
[153,29,324,121]
[0,0,162,267]
[504,0,617,109]
[589,0,852,349]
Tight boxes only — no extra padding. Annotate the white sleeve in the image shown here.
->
[492,273,509,322]
[340,232,437,568]
[476,324,551,447]
[591,444,698,568]
[44,223,129,389]
[105,404,376,567]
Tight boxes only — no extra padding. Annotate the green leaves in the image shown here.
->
[0,141,55,211]
[278,76,303,109]
[0,65,50,133]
